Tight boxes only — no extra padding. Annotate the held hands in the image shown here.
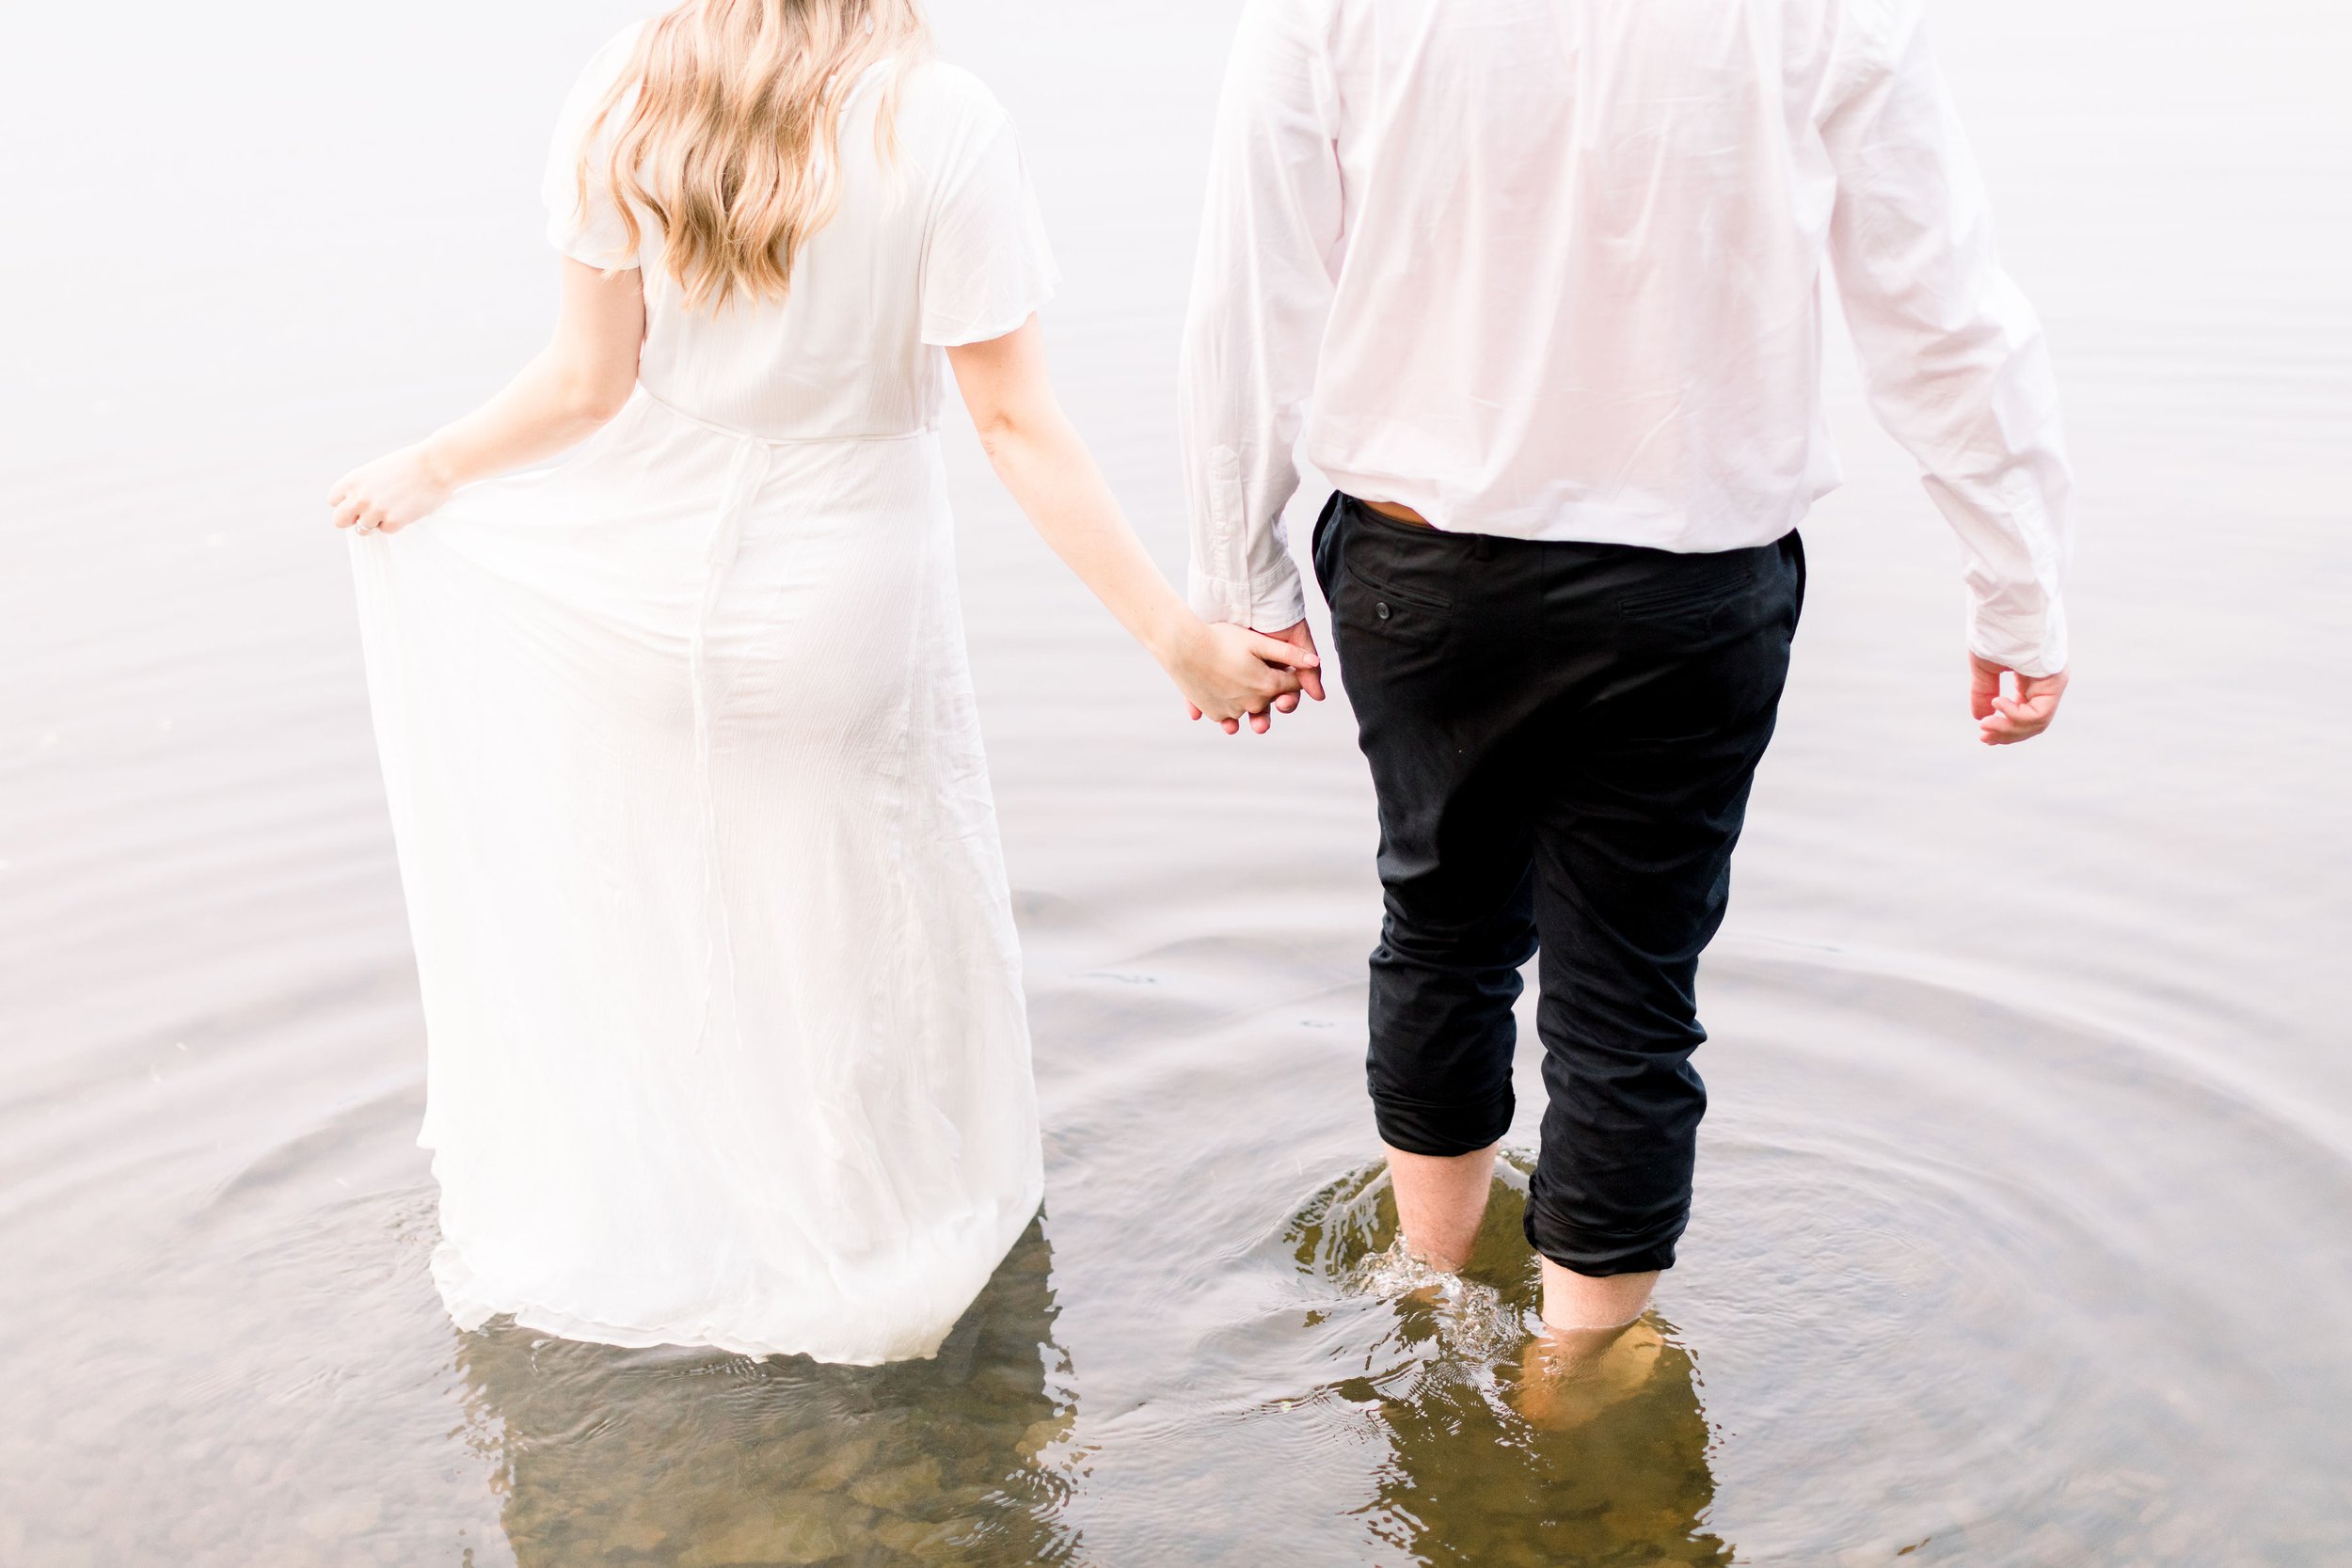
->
[1170,618,1327,736]
[328,445,453,537]
[1971,653,2069,746]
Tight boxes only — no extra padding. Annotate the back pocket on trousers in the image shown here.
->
[1614,556,1762,643]
[1336,563,1452,651]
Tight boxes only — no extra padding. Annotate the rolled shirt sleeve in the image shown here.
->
[1823,0,2075,676]
[1178,0,1344,632]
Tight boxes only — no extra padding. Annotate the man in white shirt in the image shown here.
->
[1180,0,2073,1350]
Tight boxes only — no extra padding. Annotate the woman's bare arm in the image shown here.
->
[329,259,645,534]
[946,317,1316,734]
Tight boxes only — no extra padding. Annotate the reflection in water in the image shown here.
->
[1371,1329,1726,1568]
[1291,1163,1731,1567]
[455,1218,1078,1567]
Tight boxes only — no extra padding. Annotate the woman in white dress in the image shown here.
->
[326,0,1311,1365]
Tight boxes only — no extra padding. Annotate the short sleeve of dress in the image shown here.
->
[919,109,1062,347]
[541,24,647,269]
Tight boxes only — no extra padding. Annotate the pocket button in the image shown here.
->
[1376,601,1391,621]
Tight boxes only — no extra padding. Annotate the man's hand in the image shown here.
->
[1260,620,1326,717]
[1971,654,2068,746]
[1186,619,1327,735]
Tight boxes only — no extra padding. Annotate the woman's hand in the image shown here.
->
[329,445,453,537]
[326,260,644,538]
[1165,620,1319,736]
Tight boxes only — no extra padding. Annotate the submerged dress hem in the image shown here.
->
[429,1164,1047,1366]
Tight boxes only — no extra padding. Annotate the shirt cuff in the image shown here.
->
[1188,563,1308,632]
[1967,595,2070,678]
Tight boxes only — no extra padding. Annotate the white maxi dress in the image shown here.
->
[351,30,1060,1365]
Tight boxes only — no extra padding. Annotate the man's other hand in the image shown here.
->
[1971,654,2068,746]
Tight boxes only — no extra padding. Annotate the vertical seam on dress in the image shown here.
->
[689,436,774,1060]
[854,458,931,1243]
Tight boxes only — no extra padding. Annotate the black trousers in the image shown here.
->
[1312,495,1804,1277]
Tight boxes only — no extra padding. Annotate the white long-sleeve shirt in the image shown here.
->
[1179,0,2074,675]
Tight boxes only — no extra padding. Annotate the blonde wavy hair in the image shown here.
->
[579,0,930,310]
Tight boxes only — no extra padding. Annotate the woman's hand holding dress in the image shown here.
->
[329,447,454,536]
[329,258,644,537]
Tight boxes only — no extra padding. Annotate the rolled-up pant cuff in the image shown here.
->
[1371,1086,1515,1160]
[1523,1210,1685,1278]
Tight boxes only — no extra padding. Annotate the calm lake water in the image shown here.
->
[4,1,2349,1563]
